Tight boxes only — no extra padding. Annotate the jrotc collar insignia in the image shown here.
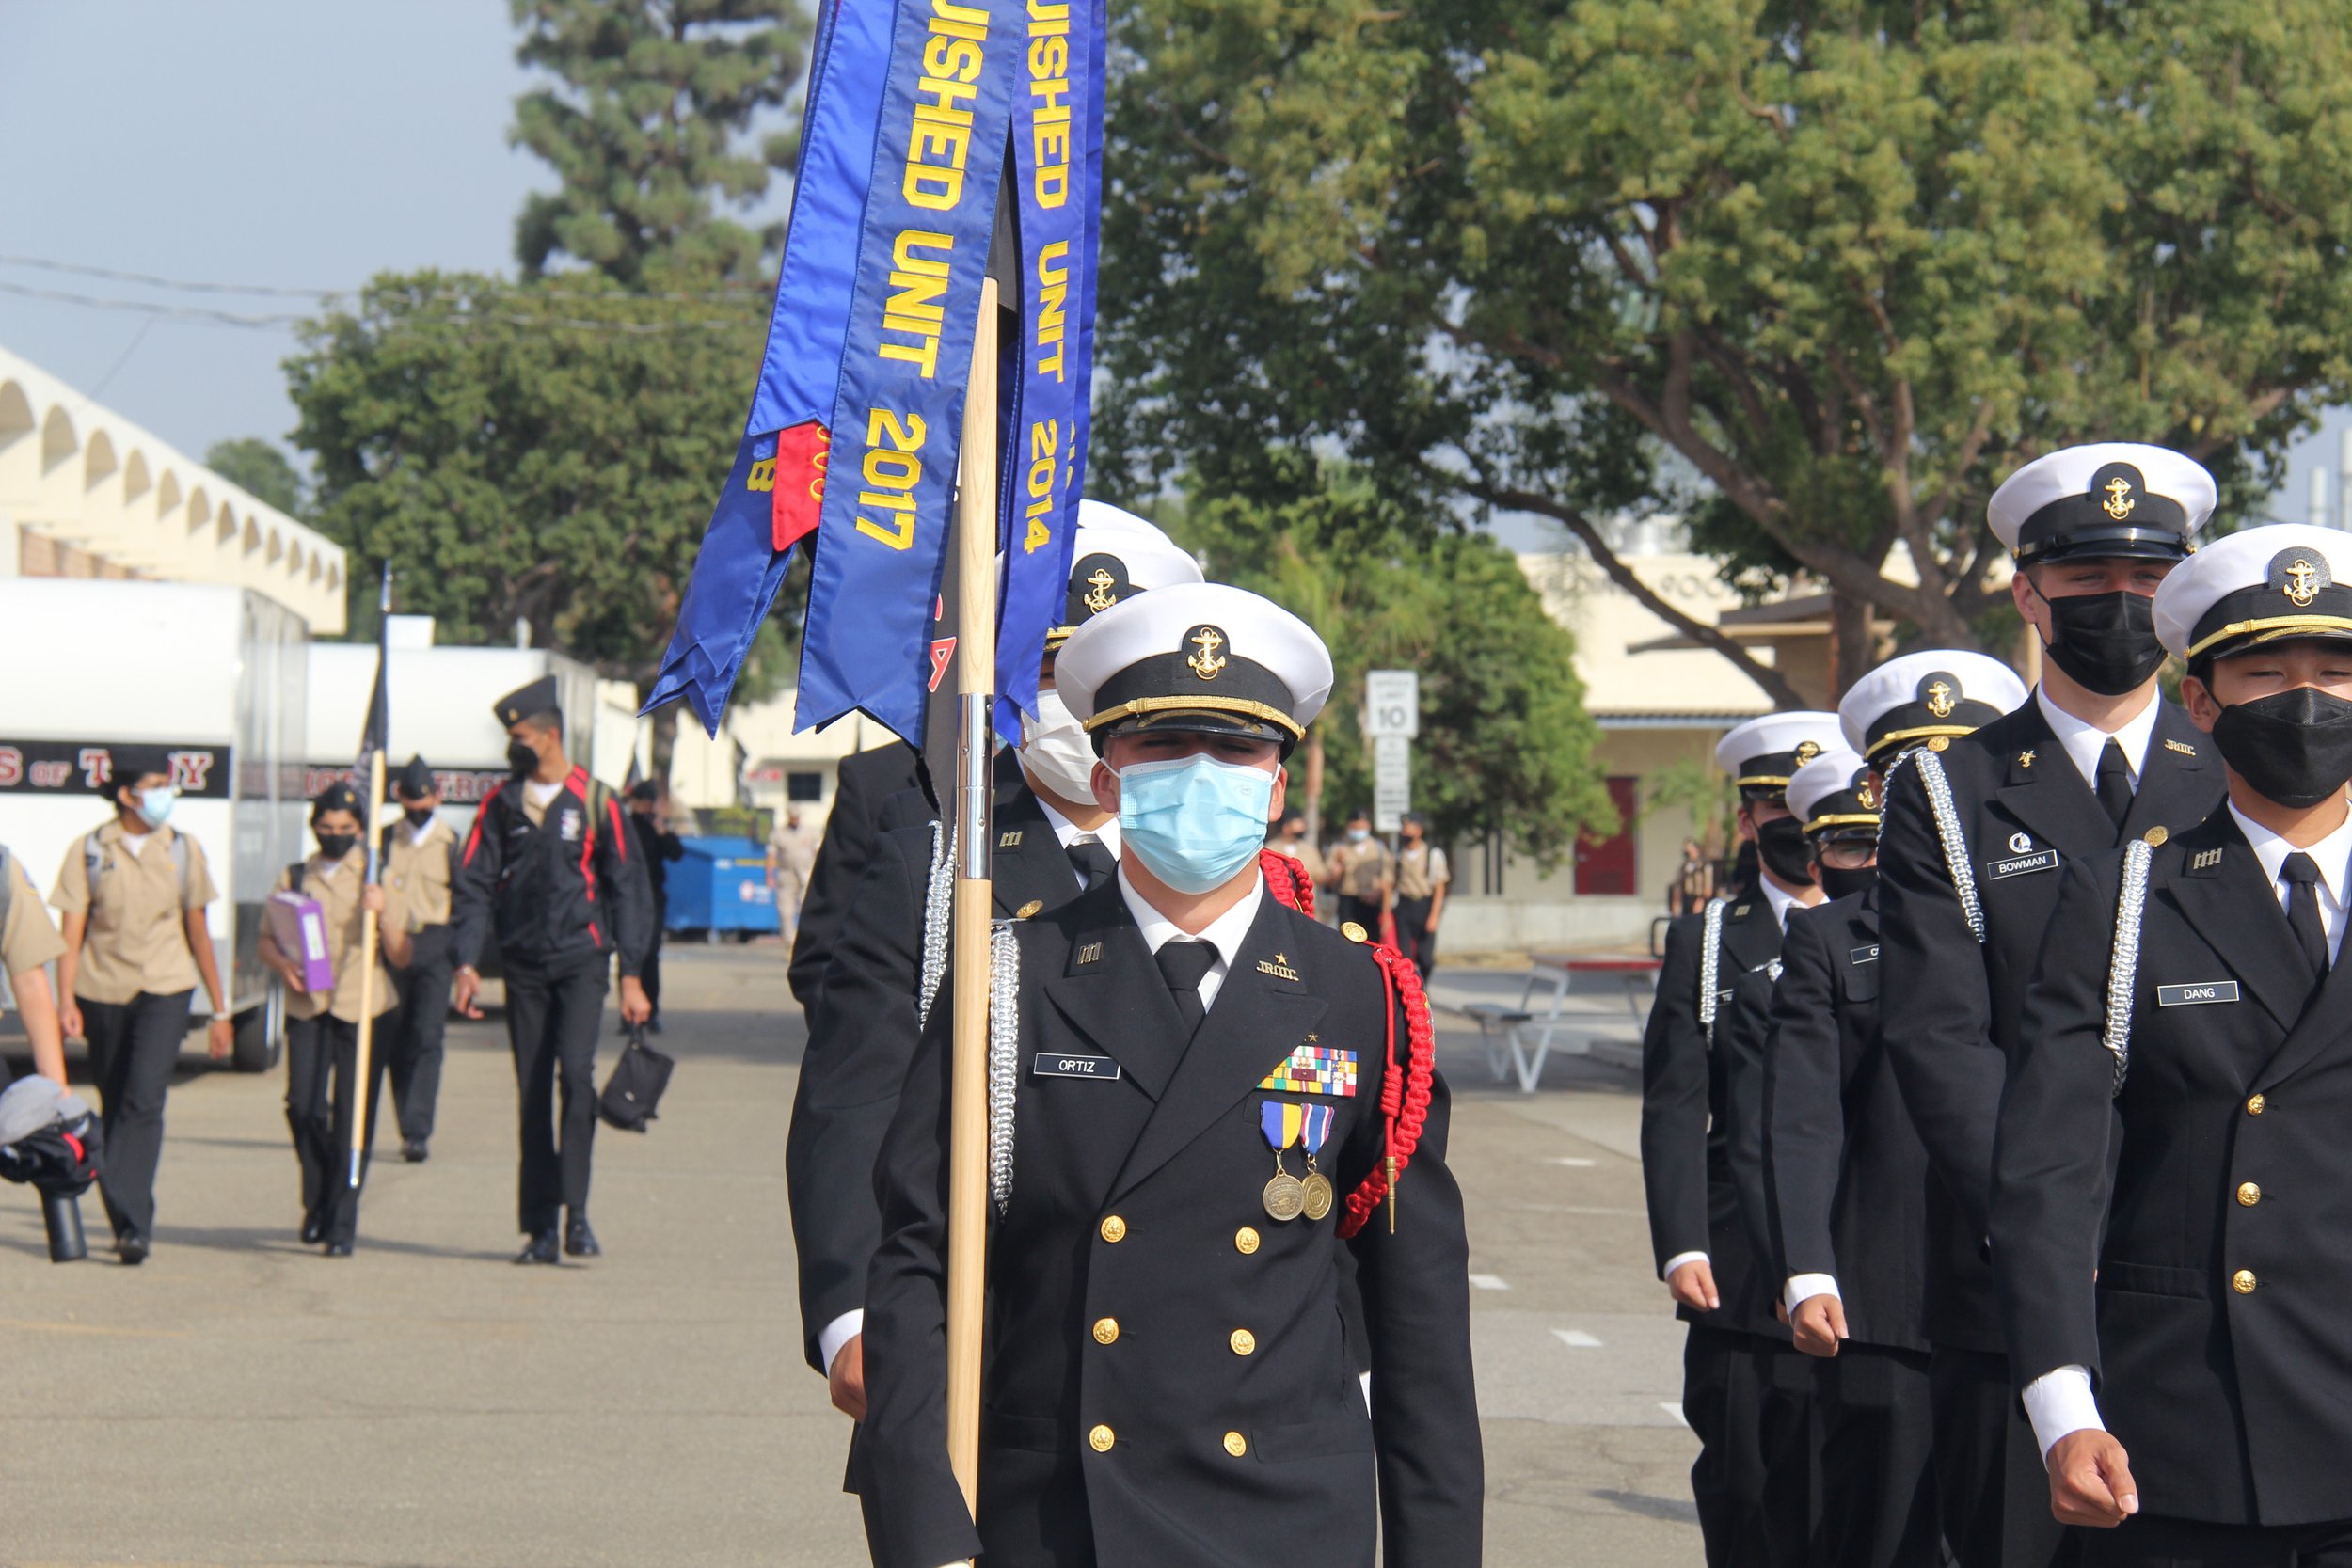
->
[999,829,1025,847]
[1256,952,1301,982]
[2189,847,2225,874]
[1185,623,1229,680]
[1259,1044,1358,1098]
[2018,749,2036,768]
[2271,547,2332,609]
[2164,738,2197,756]
[1732,904,1751,917]
[1076,941,1104,965]
[2008,832,2034,854]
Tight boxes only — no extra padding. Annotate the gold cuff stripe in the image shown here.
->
[1865,722,1978,759]
[1083,695,1305,739]
[1804,812,1883,833]
[2185,614,2352,660]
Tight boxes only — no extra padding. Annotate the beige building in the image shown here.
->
[0,344,346,632]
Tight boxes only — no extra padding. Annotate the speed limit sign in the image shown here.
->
[1364,670,1419,738]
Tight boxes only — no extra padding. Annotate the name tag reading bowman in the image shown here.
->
[2156,982,2241,1007]
[1986,848,2060,880]
[1034,1053,1123,1081]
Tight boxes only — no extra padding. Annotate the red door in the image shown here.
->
[1574,777,1639,896]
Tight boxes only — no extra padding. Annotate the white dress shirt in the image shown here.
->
[1035,795,1121,885]
[1119,864,1263,1012]
[2037,684,2161,793]
[2022,799,2352,1460]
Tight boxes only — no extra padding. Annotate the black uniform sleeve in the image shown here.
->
[1991,855,2122,1390]
[450,796,505,971]
[1344,993,1485,1567]
[789,746,911,1011]
[785,826,927,1371]
[1876,760,2003,1237]
[1718,960,1780,1273]
[596,788,656,979]
[1640,916,1712,1275]
[1763,907,1845,1284]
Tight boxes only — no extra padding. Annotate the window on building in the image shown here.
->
[787,770,824,802]
[1573,776,1640,897]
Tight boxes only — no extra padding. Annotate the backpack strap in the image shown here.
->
[2103,838,2155,1098]
[84,831,103,894]
[1696,896,1729,1037]
[1897,745,1984,944]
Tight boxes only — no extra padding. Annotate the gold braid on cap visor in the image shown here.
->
[2183,614,2352,661]
[1804,812,1883,833]
[1081,695,1306,739]
[1865,723,1979,760]
[1733,773,1791,790]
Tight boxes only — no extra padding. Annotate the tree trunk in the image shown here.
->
[1828,591,1876,700]
[1301,726,1327,844]
[646,698,682,794]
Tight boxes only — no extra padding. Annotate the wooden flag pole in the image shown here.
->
[944,275,1002,1507]
[347,745,387,1187]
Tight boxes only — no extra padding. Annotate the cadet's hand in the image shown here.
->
[453,966,485,1019]
[829,1334,867,1420]
[278,960,310,996]
[59,999,84,1041]
[1790,1293,1848,1358]
[2047,1429,2139,1528]
[1666,1259,1721,1313]
[206,1016,235,1061]
[619,976,652,1026]
[360,884,388,915]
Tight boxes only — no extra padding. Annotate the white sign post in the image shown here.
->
[1373,734,1411,833]
[1366,670,1419,834]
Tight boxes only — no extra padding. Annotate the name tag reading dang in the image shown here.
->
[2156,982,2239,1007]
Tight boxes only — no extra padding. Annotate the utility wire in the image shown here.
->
[0,277,755,335]
[0,253,772,306]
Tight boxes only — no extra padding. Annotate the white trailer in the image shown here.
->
[0,579,309,1070]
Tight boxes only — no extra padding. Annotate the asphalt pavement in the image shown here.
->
[2,942,1702,1567]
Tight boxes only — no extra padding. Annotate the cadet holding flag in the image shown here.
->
[856,582,1481,1568]
[1994,524,2352,1561]
[1876,443,2225,1568]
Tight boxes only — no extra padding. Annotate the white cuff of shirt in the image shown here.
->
[1661,1250,1710,1283]
[2021,1365,2105,1462]
[1783,1274,1840,1318]
[818,1309,864,1376]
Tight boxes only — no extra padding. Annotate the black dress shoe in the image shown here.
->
[301,1215,326,1244]
[564,1215,600,1258]
[324,1240,355,1258]
[401,1138,429,1164]
[118,1232,150,1266]
[514,1230,561,1266]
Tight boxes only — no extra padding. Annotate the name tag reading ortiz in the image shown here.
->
[2156,982,2240,1007]
[1985,848,2059,880]
[1034,1053,1122,1081]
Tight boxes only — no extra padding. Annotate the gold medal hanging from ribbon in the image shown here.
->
[1260,1101,1307,1222]
[1298,1102,1335,1221]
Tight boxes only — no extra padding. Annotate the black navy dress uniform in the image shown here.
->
[1877,443,2224,1568]
[789,740,923,1013]
[856,582,1480,1568]
[1641,709,1839,1568]
[1995,525,2352,1564]
[450,677,654,1246]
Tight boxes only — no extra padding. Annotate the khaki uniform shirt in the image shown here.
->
[1328,838,1392,902]
[1396,844,1450,901]
[52,820,216,1004]
[1269,837,1328,888]
[386,816,458,930]
[277,854,403,1023]
[3,850,65,977]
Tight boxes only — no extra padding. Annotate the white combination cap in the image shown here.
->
[1713,712,1843,798]
[1787,746,1878,836]
[1837,650,2029,761]
[1046,502,1204,649]
[1988,443,2215,564]
[1056,580,1334,752]
[2151,523,2352,665]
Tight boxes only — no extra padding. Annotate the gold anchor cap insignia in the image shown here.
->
[2266,546,2334,610]
[1856,780,1877,810]
[2102,475,2136,520]
[1793,738,1822,766]
[1083,567,1119,613]
[1925,679,1956,719]
[2284,557,2322,609]
[1186,624,1228,680]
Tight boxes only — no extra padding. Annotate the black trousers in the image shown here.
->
[1931,1343,2078,1568]
[1812,1341,1941,1568]
[284,1011,388,1245]
[2082,1515,2352,1566]
[503,952,607,1235]
[1336,894,1384,936]
[388,924,453,1142]
[642,895,668,1019]
[1392,895,1438,975]
[81,988,192,1241]
[1685,1323,1814,1568]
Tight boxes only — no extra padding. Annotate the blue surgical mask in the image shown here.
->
[1117,754,1277,895]
[1346,826,1369,843]
[135,786,178,829]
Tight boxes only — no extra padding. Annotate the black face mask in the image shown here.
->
[2041,589,2166,696]
[2212,686,2352,809]
[1755,816,1817,888]
[403,805,435,829]
[1815,863,1878,901]
[315,832,358,861]
[506,740,540,776]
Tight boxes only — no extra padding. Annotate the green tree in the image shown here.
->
[203,437,309,520]
[1170,459,1616,867]
[1099,0,2352,703]
[510,0,809,286]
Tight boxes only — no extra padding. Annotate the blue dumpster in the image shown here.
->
[666,837,780,939]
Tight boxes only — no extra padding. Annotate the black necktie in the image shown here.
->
[2095,739,2134,830]
[1067,837,1117,891]
[2282,851,2329,978]
[1155,940,1218,1036]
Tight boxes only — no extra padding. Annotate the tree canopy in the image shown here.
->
[203,437,309,520]
[1098,0,2352,702]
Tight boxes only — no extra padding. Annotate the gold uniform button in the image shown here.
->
[1234,1227,1261,1255]
[1230,1328,1257,1356]
[2248,1094,2267,1116]
[2238,1181,2263,1207]
[2143,825,2169,847]
[2233,1269,2258,1295]
[1092,1317,1120,1345]
[1341,921,1368,942]
[1223,1431,1248,1458]
[1100,1215,1127,1243]
[1089,1424,1116,1451]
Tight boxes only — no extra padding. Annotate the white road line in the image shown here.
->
[1551,1328,1602,1348]
[1468,1274,1510,1291]
[1659,1402,1691,1427]
[1542,1156,1597,1167]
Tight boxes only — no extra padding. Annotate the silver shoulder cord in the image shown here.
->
[917,820,956,1025]
[2103,838,2154,1098]
[1696,896,1728,1038]
[987,921,1020,1212]
[1903,747,1984,944]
